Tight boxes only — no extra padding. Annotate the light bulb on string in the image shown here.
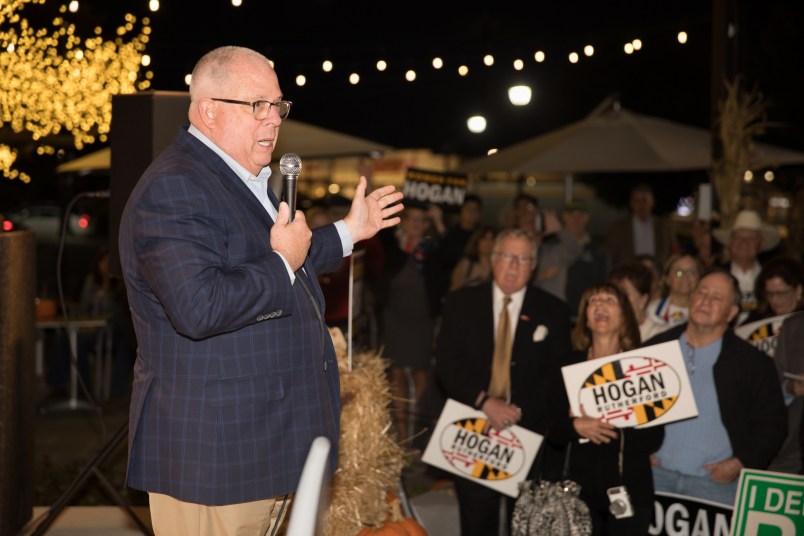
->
[467,116,486,133]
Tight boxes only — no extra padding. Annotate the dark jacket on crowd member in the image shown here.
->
[644,324,787,470]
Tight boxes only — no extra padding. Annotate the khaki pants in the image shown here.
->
[148,492,292,536]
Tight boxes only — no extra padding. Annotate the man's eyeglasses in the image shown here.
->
[494,251,535,265]
[211,98,292,120]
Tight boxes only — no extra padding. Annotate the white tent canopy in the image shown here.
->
[56,118,393,174]
[459,99,804,175]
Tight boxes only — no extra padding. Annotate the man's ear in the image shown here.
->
[727,304,740,324]
[197,99,216,127]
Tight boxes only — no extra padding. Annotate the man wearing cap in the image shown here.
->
[536,200,609,319]
[712,209,781,325]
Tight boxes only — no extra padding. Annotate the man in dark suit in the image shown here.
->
[606,183,677,269]
[435,227,572,536]
[118,46,402,534]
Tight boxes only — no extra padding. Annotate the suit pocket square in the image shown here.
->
[533,325,549,342]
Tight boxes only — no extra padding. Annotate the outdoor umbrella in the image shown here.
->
[56,118,392,174]
[459,100,804,175]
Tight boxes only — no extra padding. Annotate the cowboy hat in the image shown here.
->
[712,210,780,251]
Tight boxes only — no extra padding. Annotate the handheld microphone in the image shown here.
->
[279,153,302,222]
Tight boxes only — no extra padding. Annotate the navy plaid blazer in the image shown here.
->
[119,127,343,505]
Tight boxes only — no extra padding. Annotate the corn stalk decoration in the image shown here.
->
[711,77,769,227]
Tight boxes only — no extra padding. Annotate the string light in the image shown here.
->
[508,85,532,106]
[1,0,700,180]
[467,116,486,133]
[0,0,151,182]
[0,144,29,182]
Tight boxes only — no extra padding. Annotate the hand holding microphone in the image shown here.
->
[270,153,310,271]
[280,153,301,222]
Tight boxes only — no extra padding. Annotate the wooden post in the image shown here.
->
[0,230,36,535]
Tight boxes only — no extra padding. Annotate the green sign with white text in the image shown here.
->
[732,469,804,535]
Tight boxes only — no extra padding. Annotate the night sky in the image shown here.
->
[140,0,804,156]
[25,0,804,154]
[5,0,804,207]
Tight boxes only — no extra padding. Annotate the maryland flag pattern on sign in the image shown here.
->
[471,462,512,480]
[422,399,543,498]
[453,418,515,479]
[583,360,625,387]
[734,313,793,358]
[454,417,486,434]
[746,322,773,343]
[632,396,678,425]
[576,356,682,428]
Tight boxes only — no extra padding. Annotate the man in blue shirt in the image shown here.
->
[644,268,787,505]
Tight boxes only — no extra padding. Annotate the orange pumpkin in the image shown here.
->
[356,522,410,535]
[398,516,427,536]
[355,491,428,535]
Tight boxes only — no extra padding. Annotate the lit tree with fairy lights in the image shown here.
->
[0,0,152,182]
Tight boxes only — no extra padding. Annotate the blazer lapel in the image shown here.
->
[514,286,540,352]
[182,131,275,229]
[480,283,496,355]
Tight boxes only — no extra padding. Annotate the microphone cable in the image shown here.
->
[54,189,111,442]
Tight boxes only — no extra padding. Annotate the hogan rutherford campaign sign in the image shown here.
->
[561,341,698,428]
[422,399,543,497]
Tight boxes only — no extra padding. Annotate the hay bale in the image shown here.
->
[322,329,406,535]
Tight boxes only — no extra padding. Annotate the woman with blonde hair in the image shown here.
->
[646,252,702,333]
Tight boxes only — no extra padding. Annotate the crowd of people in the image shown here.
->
[42,44,800,535]
[355,181,802,535]
[44,141,800,535]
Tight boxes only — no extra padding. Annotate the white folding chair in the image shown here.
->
[285,436,331,536]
